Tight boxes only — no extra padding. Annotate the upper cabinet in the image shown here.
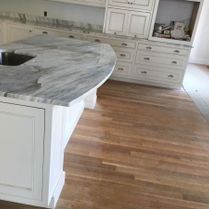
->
[49,0,106,7]
[109,0,155,11]
[104,0,154,38]
[105,8,151,38]
[149,0,204,45]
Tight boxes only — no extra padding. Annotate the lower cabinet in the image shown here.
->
[0,102,44,200]
[104,7,151,38]
[3,21,191,88]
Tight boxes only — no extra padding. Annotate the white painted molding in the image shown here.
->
[189,57,209,65]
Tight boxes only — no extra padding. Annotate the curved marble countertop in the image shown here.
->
[0,35,117,107]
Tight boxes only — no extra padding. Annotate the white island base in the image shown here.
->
[0,89,97,208]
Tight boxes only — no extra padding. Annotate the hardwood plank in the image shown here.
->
[1,80,209,209]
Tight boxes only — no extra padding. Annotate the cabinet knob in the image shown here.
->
[144,57,150,61]
[118,67,124,71]
[146,46,152,50]
[121,43,128,47]
[141,71,147,74]
[120,54,126,57]
[42,31,48,35]
[95,39,101,43]
[29,30,32,33]
[168,74,174,78]
[172,61,177,64]
[69,35,75,38]
[174,50,180,53]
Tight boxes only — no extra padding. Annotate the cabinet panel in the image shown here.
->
[109,0,154,11]
[86,35,137,49]
[138,43,189,56]
[112,62,132,76]
[0,103,44,200]
[105,8,128,35]
[136,51,185,68]
[115,47,135,62]
[128,11,151,38]
[135,66,182,83]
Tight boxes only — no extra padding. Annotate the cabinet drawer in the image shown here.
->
[86,35,137,49]
[113,62,132,75]
[135,67,182,83]
[115,48,135,62]
[138,43,189,56]
[109,0,155,11]
[135,52,185,68]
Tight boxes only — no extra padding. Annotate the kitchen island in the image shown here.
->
[0,35,116,208]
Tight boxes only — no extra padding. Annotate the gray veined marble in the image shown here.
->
[0,35,117,107]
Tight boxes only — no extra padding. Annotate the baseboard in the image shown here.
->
[49,172,65,209]
[189,57,209,65]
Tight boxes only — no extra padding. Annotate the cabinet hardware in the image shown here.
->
[121,43,128,46]
[174,50,180,53]
[42,31,48,35]
[146,46,152,50]
[172,61,177,64]
[69,35,75,38]
[168,75,174,78]
[118,68,124,71]
[141,71,147,74]
[29,30,32,33]
[144,57,150,61]
[120,54,126,57]
[95,39,101,42]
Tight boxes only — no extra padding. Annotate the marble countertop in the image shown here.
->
[0,35,116,107]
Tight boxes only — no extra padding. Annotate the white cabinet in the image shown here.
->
[127,11,150,38]
[105,8,151,38]
[109,0,154,11]
[0,102,44,200]
[105,8,128,35]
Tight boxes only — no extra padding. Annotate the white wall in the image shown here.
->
[190,0,209,65]
[156,0,194,25]
[0,0,105,25]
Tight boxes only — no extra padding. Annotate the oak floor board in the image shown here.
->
[1,80,209,209]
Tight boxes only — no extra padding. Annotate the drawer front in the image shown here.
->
[136,52,185,68]
[115,48,135,62]
[135,67,183,83]
[109,0,154,11]
[138,43,189,56]
[38,29,84,40]
[113,62,132,75]
[86,35,137,49]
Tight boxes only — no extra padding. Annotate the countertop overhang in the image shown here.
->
[0,35,117,107]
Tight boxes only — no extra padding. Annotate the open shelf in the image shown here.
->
[149,0,203,45]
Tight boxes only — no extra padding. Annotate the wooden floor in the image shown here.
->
[1,80,209,209]
[184,64,209,122]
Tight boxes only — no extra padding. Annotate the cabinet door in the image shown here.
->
[105,8,128,35]
[0,103,44,200]
[7,24,37,43]
[127,11,151,38]
[133,0,154,11]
